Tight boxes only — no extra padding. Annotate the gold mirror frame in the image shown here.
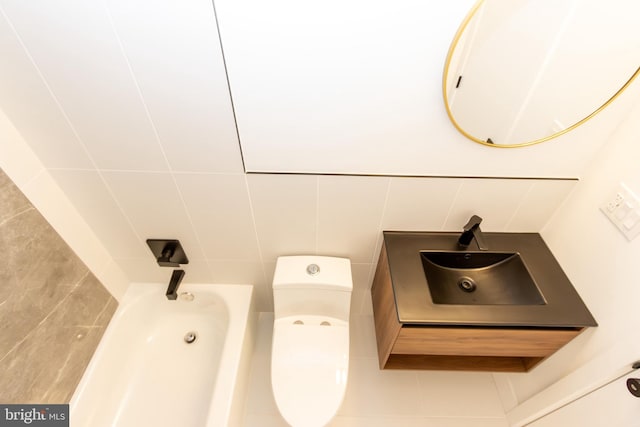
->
[442,0,640,148]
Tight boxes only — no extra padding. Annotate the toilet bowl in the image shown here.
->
[271,256,353,427]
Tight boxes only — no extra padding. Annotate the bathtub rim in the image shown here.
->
[70,282,254,427]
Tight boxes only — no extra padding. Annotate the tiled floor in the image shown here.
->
[242,311,508,427]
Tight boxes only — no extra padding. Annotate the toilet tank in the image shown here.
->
[273,256,353,321]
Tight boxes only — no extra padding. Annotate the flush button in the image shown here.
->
[306,264,320,276]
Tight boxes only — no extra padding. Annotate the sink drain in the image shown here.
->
[458,277,477,293]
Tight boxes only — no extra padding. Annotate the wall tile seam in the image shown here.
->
[72,168,164,276]
[314,175,320,255]
[241,174,271,288]
[48,168,248,175]
[20,169,126,301]
[491,372,517,414]
[166,171,212,261]
[540,181,581,235]
[102,2,172,174]
[103,4,245,177]
[0,6,98,171]
[91,261,128,301]
[504,180,536,231]
[0,10,154,281]
[0,178,33,196]
[372,177,392,255]
[45,170,585,179]
[363,179,392,287]
[441,180,465,230]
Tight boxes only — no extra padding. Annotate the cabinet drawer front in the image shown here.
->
[393,327,582,357]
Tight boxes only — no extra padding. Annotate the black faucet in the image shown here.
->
[166,269,185,300]
[458,215,488,250]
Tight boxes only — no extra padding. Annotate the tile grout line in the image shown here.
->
[366,178,392,287]
[372,177,392,262]
[107,6,216,275]
[103,2,170,173]
[490,372,516,417]
[243,175,269,303]
[505,180,536,231]
[101,2,191,271]
[315,176,320,255]
[441,179,464,230]
[0,5,96,171]
[105,1,215,277]
[2,3,148,275]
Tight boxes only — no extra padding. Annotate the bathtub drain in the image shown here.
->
[184,331,197,344]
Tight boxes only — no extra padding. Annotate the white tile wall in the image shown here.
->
[0,0,578,313]
[507,179,577,231]
[106,0,243,173]
[0,7,93,170]
[18,168,578,311]
[39,162,577,311]
[174,173,259,260]
[48,169,146,259]
[0,110,129,300]
[317,175,389,263]
[242,313,509,426]
[247,174,318,261]
[100,171,205,257]
[443,179,534,231]
[1,0,170,172]
[382,177,462,231]
[0,112,44,186]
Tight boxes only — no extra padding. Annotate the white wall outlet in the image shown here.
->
[600,182,640,241]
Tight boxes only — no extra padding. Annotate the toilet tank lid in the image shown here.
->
[273,256,353,291]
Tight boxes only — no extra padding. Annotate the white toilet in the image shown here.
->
[271,255,353,427]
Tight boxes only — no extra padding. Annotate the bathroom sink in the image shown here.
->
[379,231,597,327]
[420,251,546,305]
[372,231,598,372]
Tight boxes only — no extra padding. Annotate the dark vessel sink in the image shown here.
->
[420,251,545,305]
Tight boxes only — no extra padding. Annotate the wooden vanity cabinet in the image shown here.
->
[371,245,584,372]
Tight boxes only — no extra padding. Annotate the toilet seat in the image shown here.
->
[271,316,349,427]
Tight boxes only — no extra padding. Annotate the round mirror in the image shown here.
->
[443,0,640,147]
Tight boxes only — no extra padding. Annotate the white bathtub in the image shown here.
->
[71,283,255,427]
